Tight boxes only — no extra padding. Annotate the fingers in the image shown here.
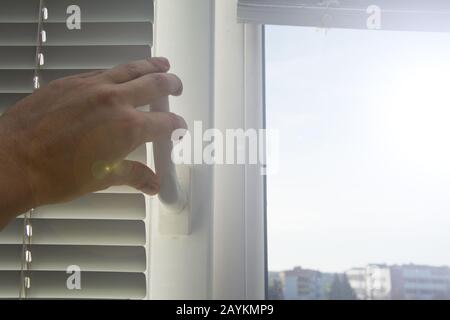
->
[96,57,182,107]
[54,57,170,85]
[104,160,160,195]
[95,109,188,193]
[136,111,187,143]
[72,70,104,79]
[60,70,104,81]
[100,57,171,83]
[119,73,183,107]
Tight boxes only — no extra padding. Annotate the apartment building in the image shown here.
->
[390,264,450,300]
[279,267,334,300]
[347,264,450,300]
[346,265,392,300]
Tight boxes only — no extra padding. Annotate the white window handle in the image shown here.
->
[151,97,191,235]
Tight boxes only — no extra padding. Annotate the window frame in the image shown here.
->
[251,0,450,301]
[149,0,266,300]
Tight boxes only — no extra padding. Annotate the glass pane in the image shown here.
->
[265,25,450,300]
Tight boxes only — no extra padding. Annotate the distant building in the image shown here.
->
[346,264,391,300]
[279,267,334,300]
[390,264,450,300]
[346,267,368,299]
[272,263,450,300]
[347,264,450,300]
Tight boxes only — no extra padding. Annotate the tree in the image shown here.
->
[268,279,284,300]
[328,274,357,300]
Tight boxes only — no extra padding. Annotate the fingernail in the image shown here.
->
[153,57,170,71]
[177,115,188,130]
[142,181,159,195]
[174,81,183,96]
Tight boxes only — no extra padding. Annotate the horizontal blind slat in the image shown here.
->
[33,193,146,220]
[0,45,151,69]
[0,219,146,246]
[0,245,146,272]
[0,271,146,299]
[0,23,153,46]
[0,0,154,23]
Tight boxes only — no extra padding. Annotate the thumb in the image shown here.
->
[103,160,160,195]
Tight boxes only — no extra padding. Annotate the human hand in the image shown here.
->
[0,57,185,225]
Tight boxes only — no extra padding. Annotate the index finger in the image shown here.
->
[119,73,183,107]
[99,57,171,84]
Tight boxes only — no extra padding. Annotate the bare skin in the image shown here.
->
[0,57,186,228]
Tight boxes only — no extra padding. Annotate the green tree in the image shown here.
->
[328,274,357,300]
[268,279,284,300]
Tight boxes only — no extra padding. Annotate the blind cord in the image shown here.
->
[19,0,47,299]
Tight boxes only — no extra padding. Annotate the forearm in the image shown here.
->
[0,141,33,229]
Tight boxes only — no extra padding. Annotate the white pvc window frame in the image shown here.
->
[147,0,450,301]
[234,0,450,302]
[213,1,266,299]
[149,0,266,300]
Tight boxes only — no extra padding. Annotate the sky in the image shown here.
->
[265,25,450,273]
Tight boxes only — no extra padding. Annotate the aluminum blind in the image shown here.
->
[0,0,153,299]
[237,0,450,32]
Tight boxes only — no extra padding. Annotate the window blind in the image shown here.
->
[237,0,450,32]
[0,0,153,299]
